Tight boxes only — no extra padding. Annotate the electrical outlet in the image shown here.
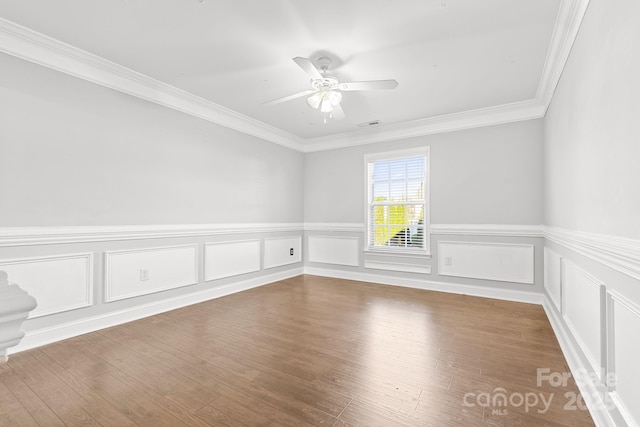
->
[290,248,294,256]
[444,256,453,266]
[140,269,149,281]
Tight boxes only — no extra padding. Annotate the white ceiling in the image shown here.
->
[0,0,583,150]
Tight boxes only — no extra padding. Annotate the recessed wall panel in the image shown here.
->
[561,260,602,375]
[544,247,562,310]
[438,241,534,284]
[609,293,640,426]
[308,236,359,267]
[204,240,260,281]
[264,236,301,269]
[105,245,197,302]
[0,253,93,318]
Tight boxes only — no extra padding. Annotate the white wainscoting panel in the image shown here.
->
[364,260,431,274]
[264,236,302,269]
[204,240,260,281]
[561,260,603,377]
[607,291,640,427]
[308,236,359,267]
[437,241,534,284]
[0,253,93,318]
[105,245,198,302]
[544,248,562,310]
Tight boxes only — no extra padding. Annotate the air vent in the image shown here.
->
[358,120,381,128]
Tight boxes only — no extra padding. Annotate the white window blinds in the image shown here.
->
[367,150,428,251]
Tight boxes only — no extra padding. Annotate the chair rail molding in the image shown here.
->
[304,223,544,237]
[544,226,640,281]
[431,224,544,238]
[0,223,305,247]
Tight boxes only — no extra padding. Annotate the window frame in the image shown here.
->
[364,147,431,256]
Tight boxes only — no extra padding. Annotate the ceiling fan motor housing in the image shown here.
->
[311,75,339,92]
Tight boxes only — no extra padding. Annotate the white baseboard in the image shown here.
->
[542,296,618,427]
[304,267,543,304]
[10,264,624,427]
[9,266,544,357]
[9,267,303,356]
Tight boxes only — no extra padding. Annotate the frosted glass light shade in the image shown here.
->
[307,90,342,113]
[328,91,342,106]
[320,96,333,113]
[307,92,322,109]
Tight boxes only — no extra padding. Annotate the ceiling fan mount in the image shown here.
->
[264,56,398,121]
[313,56,334,73]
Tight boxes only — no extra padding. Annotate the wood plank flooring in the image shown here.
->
[0,275,595,426]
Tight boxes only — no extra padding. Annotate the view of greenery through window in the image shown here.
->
[370,155,425,249]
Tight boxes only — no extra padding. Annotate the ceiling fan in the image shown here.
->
[264,56,398,120]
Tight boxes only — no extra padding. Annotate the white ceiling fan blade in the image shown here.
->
[331,103,346,120]
[338,80,399,91]
[263,89,316,106]
[292,57,324,80]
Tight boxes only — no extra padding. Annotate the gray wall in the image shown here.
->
[304,119,545,296]
[304,119,543,225]
[0,53,304,227]
[541,2,640,424]
[0,52,305,353]
[543,0,640,239]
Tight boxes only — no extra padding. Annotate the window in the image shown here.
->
[365,148,429,253]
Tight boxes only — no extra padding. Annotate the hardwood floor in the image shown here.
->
[0,275,594,426]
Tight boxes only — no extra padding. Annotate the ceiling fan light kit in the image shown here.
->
[307,90,342,112]
[264,56,398,122]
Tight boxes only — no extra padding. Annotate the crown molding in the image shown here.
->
[536,0,591,111]
[299,99,546,152]
[0,0,590,152]
[299,0,591,152]
[0,18,304,152]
